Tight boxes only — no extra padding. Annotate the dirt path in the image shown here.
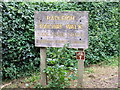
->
[1,65,118,88]
[70,66,118,88]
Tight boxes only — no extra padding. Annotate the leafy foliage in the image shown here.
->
[44,45,76,88]
[2,2,119,81]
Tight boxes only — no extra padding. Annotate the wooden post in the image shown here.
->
[40,47,47,87]
[77,48,84,87]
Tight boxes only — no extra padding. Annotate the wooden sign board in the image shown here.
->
[34,11,88,49]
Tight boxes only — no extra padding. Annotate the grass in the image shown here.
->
[98,56,118,66]
[3,72,41,88]
[84,56,118,74]
[84,67,94,73]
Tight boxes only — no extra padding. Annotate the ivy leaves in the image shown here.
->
[2,2,119,80]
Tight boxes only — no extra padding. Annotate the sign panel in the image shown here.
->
[34,11,88,49]
[75,51,85,60]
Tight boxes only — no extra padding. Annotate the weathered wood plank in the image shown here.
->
[40,47,47,87]
[34,11,88,49]
[77,48,84,87]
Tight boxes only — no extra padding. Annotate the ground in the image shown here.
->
[70,65,118,88]
[1,64,118,89]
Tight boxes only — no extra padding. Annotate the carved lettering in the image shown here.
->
[51,24,62,29]
[46,15,75,20]
[78,24,82,29]
[39,24,51,29]
[66,24,77,29]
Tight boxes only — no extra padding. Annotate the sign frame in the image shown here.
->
[34,11,88,49]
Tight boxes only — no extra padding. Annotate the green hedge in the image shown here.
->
[2,2,119,79]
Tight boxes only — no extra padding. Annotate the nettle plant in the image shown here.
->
[44,65,70,88]
[44,45,77,88]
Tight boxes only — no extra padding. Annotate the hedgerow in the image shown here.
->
[2,2,119,79]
